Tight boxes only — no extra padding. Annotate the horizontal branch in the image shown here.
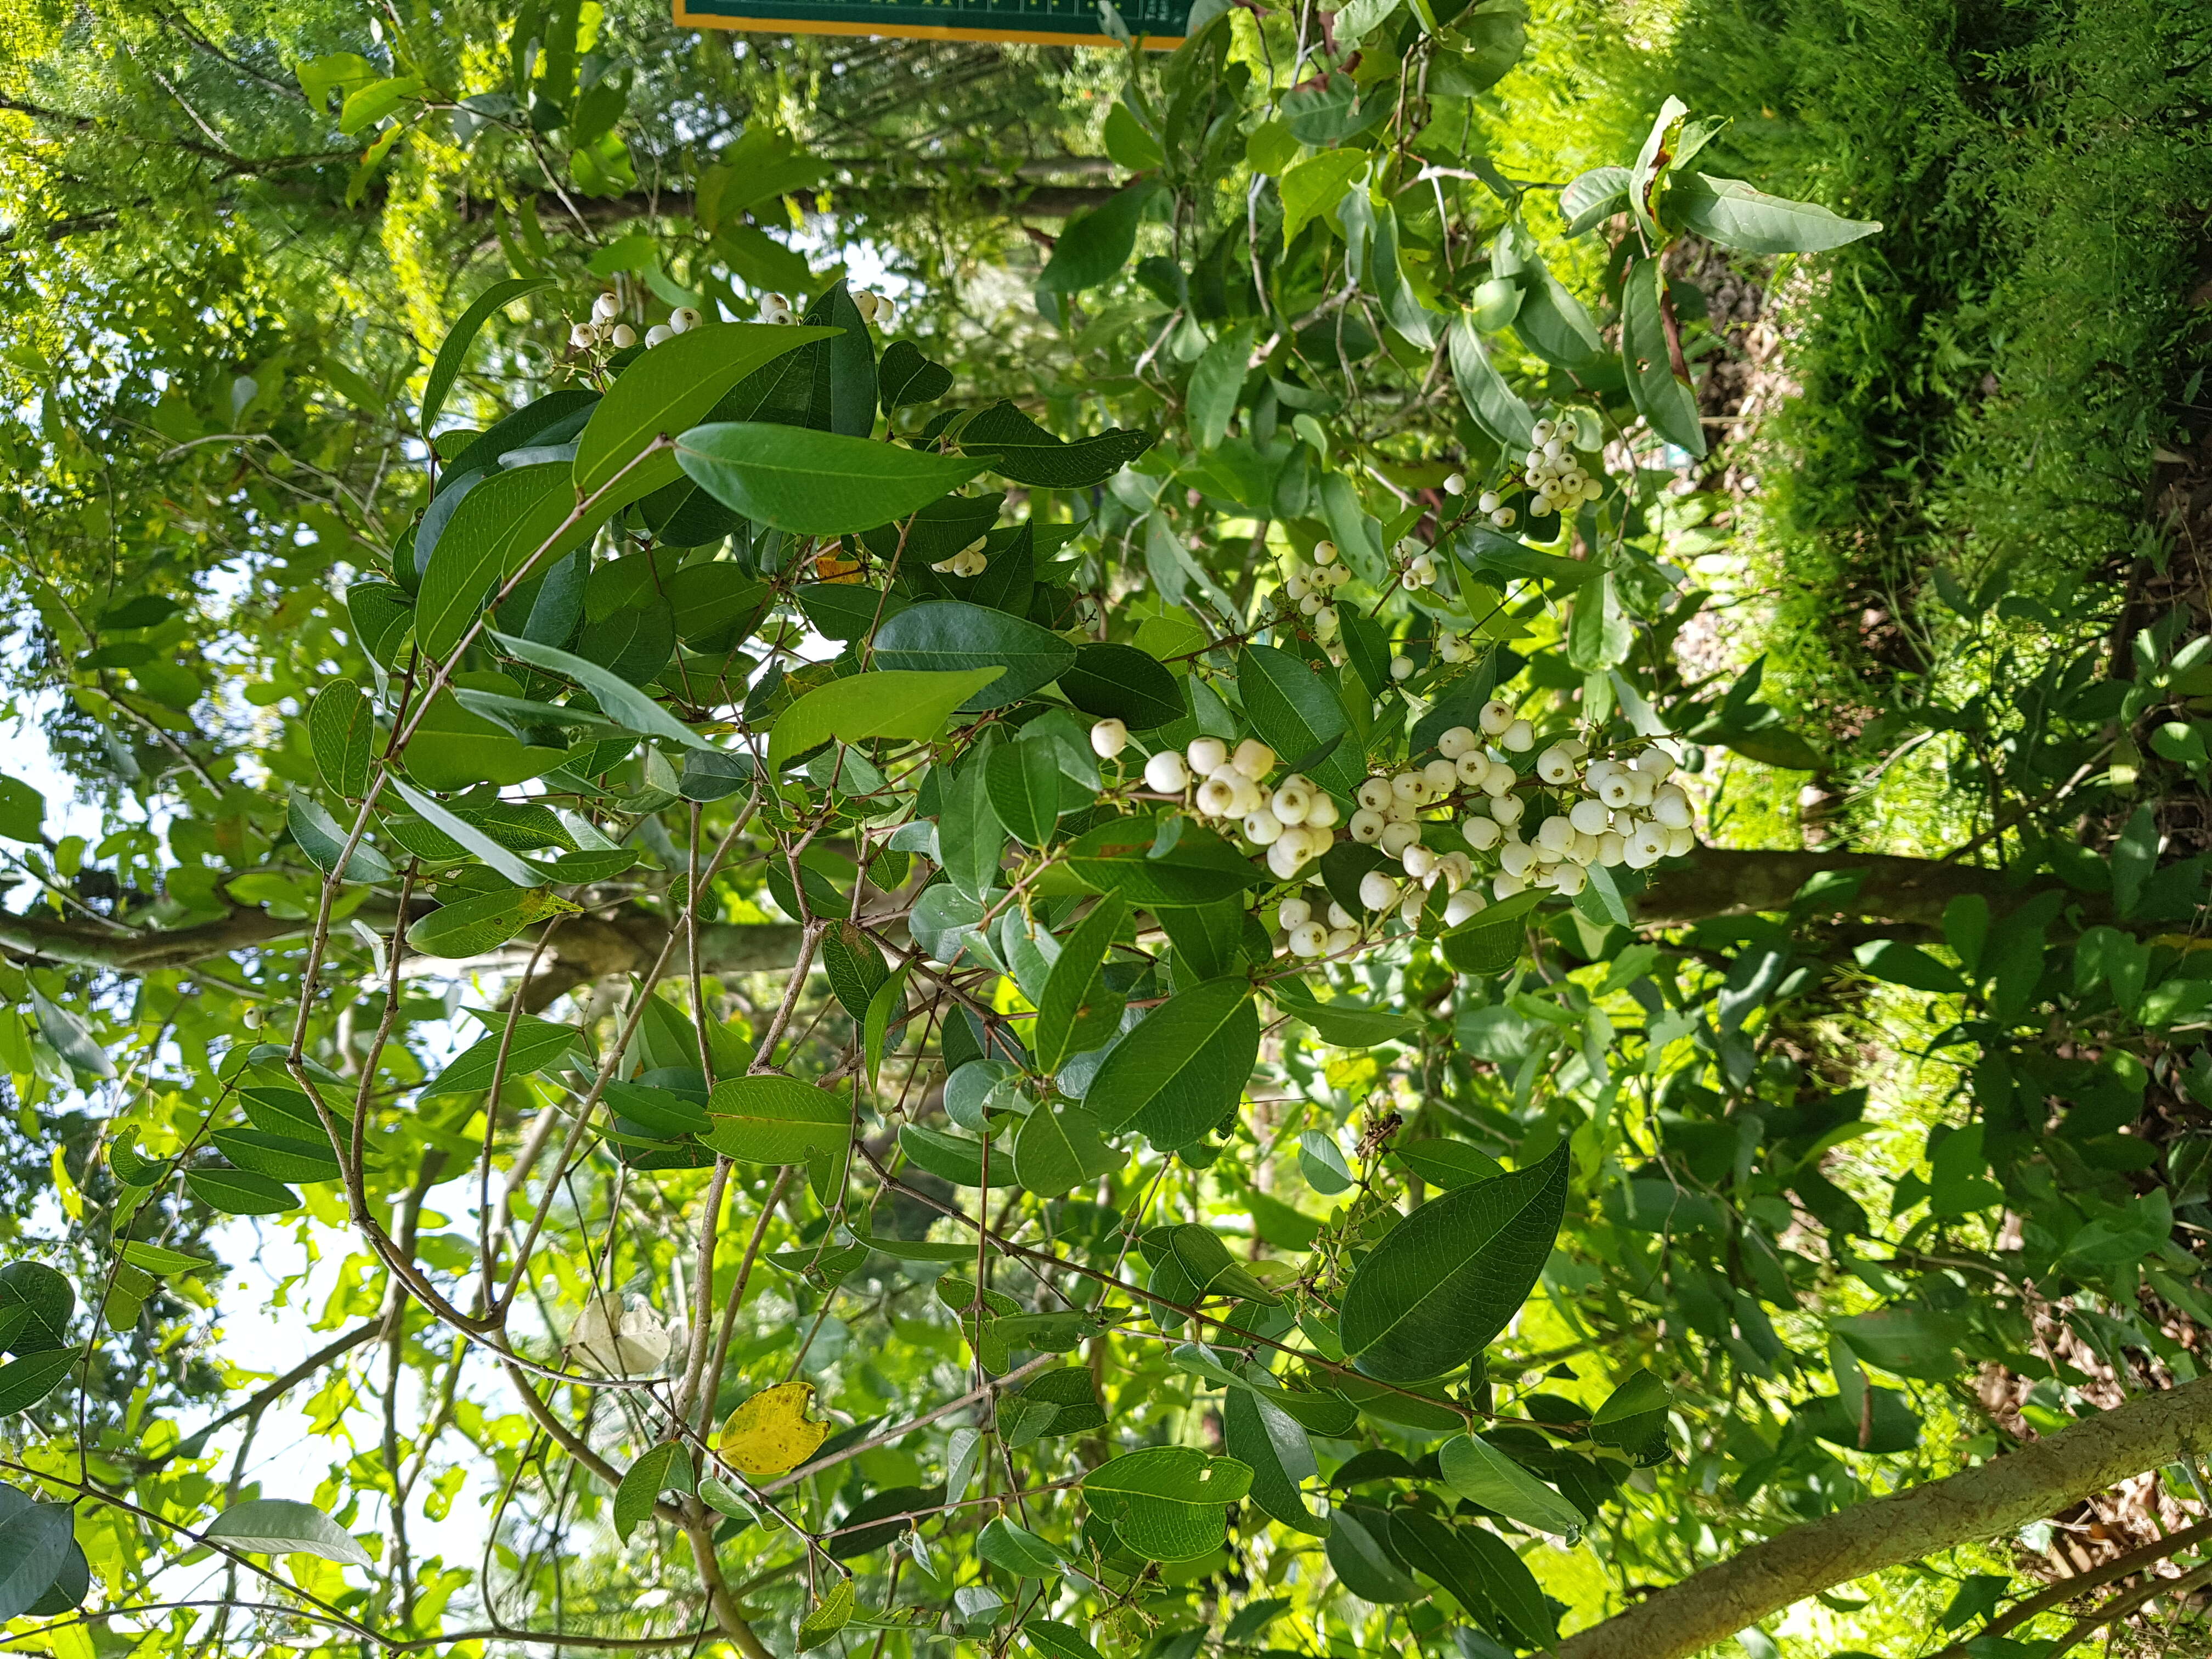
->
[1635,847,2084,932]
[473,179,1121,229]
[1554,1373,2212,1659]
[0,845,2114,991]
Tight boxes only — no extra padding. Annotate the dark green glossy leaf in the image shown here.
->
[1338,1144,1570,1380]
[1086,978,1259,1151]
[675,422,984,536]
[872,601,1076,712]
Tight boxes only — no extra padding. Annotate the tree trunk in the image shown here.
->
[1554,1374,2212,1659]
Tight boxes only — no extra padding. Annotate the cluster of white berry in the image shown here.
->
[1394,538,1441,591]
[930,545,989,578]
[1328,703,1696,922]
[1091,726,1341,881]
[1517,416,1603,519]
[1283,541,1353,638]
[1275,891,1378,959]
[570,294,704,352]
[1482,741,1693,896]
[759,290,897,328]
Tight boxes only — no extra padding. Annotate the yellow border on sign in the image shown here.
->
[673,1,1184,47]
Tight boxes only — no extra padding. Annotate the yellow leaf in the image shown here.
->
[717,1380,831,1477]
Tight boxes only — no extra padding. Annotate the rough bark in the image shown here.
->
[1634,847,2088,932]
[1554,1373,2212,1659]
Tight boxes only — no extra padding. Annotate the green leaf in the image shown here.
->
[1187,325,1254,450]
[0,775,43,842]
[602,1081,711,1139]
[1629,95,1688,242]
[978,1516,1064,1576]
[1560,165,1631,235]
[986,742,1063,847]
[210,1129,340,1184]
[403,887,544,958]
[0,1266,71,1356]
[957,402,1156,489]
[878,339,952,413]
[27,989,112,1081]
[1456,1521,1557,1645]
[2113,805,2159,918]
[700,1075,848,1165]
[1026,1619,1105,1659]
[1442,891,1543,975]
[0,1351,76,1416]
[346,581,414,667]
[1448,313,1536,450]
[1012,1103,1121,1198]
[801,280,879,437]
[1064,815,1265,909]
[1155,1223,1278,1304]
[1280,150,1368,246]
[487,630,712,753]
[295,51,375,111]
[1034,894,1128,1071]
[1503,247,1601,368]
[574,323,829,504]
[821,922,890,1022]
[1037,182,1159,294]
[1590,1367,1673,1463]
[1298,1130,1355,1194]
[421,277,555,435]
[1223,1385,1327,1535]
[872,601,1077,712]
[418,463,583,658]
[1004,1368,1107,1446]
[287,791,393,884]
[1389,1512,1496,1629]
[1438,1434,1585,1535]
[676,421,984,535]
[308,680,376,799]
[205,1498,372,1566]
[614,1442,696,1543]
[422,1018,585,1095]
[864,966,907,1085]
[0,1498,72,1620]
[1621,255,1707,458]
[1272,980,1417,1046]
[1853,939,1965,994]
[1086,978,1259,1151]
[387,775,547,884]
[1081,1447,1252,1560]
[186,1167,302,1216]
[768,667,1003,772]
[897,1123,1015,1188]
[1391,1140,1505,1190]
[338,74,423,136]
[1338,1143,1570,1380]
[1831,1308,1963,1381]
[1320,1506,1417,1602]
[1059,642,1186,730]
[939,755,1007,901]
[1667,173,1881,253]
[1237,644,1363,799]
[119,1242,210,1277]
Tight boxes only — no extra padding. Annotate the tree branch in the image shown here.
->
[1554,1374,2212,1659]
[1930,1516,2212,1656]
[0,845,2119,992]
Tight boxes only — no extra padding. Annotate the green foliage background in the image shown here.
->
[0,0,2202,1656]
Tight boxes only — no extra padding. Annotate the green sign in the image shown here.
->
[675,0,1192,46]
